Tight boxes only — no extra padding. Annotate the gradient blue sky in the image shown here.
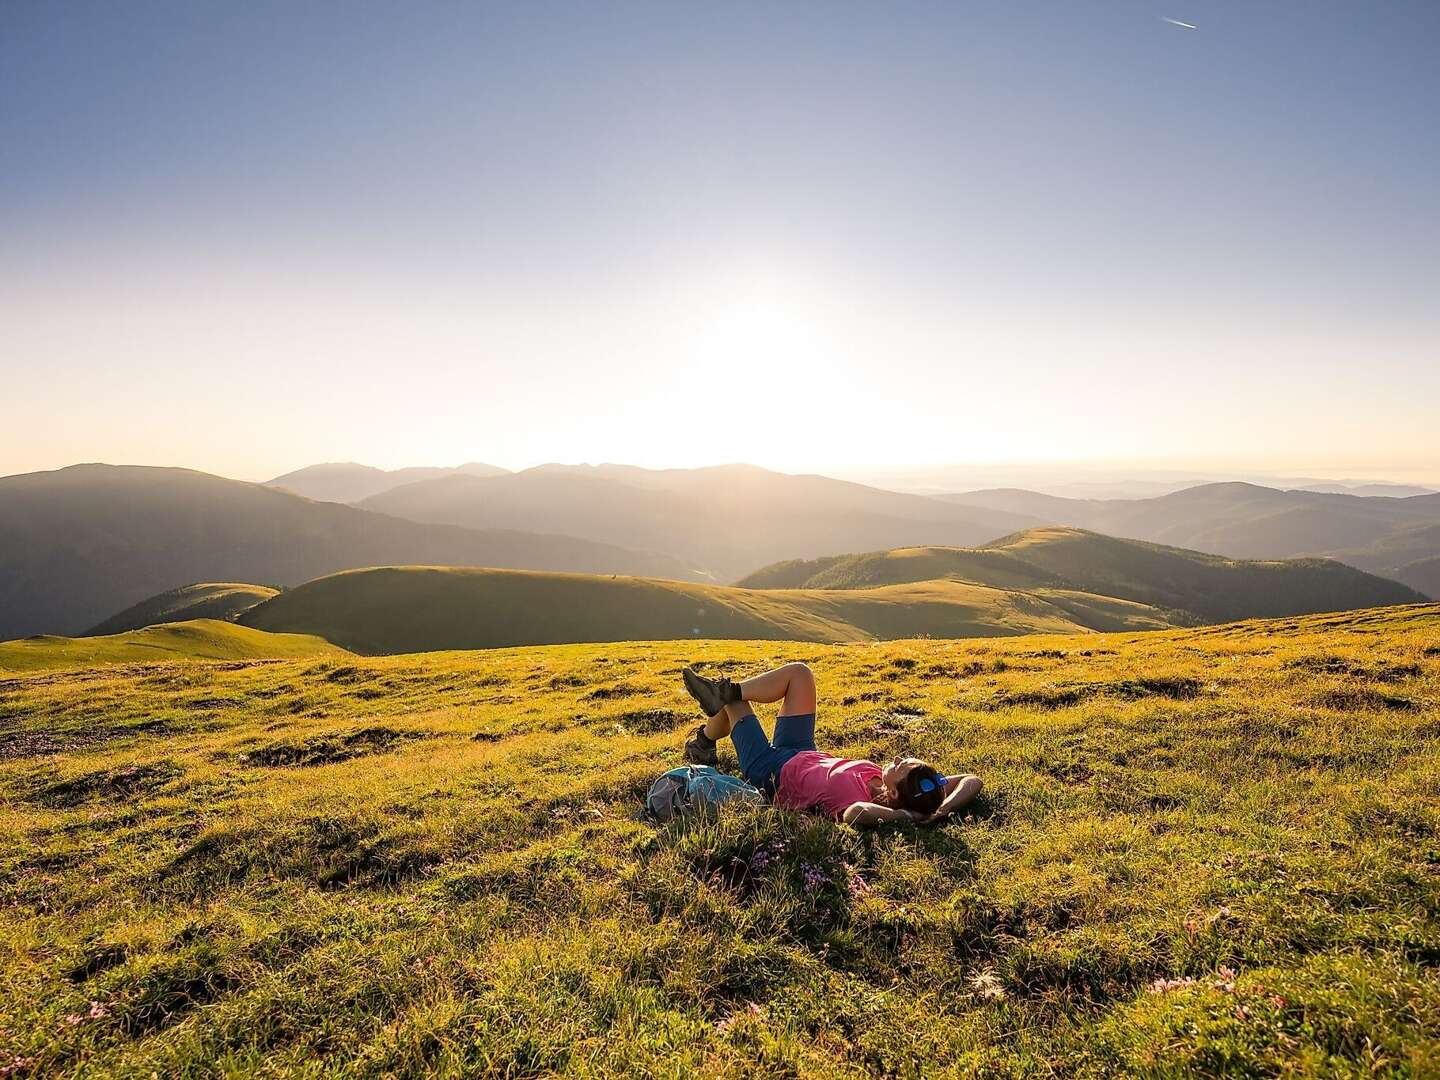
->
[3,1,1437,481]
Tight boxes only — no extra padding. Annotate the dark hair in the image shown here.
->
[895,762,945,816]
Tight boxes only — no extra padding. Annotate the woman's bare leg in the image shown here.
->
[739,662,817,715]
[703,700,752,742]
[701,663,817,741]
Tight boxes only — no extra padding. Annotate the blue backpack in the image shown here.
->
[645,765,763,822]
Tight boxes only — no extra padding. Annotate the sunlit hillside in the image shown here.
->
[0,620,346,674]
[85,584,280,636]
[235,564,1176,653]
[1,606,1436,1074]
[941,485,1440,595]
[740,528,1425,622]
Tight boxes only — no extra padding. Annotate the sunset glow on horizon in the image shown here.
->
[2,2,1437,483]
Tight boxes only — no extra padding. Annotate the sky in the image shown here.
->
[2,1,1438,483]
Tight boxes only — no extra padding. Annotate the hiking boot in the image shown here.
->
[682,666,742,717]
[684,724,719,766]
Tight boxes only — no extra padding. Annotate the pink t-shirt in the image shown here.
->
[775,752,882,818]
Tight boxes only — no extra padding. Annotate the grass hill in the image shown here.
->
[86,583,280,636]
[358,463,1040,582]
[237,565,1178,653]
[737,527,1426,623]
[266,462,510,504]
[0,619,345,673]
[941,483,1440,595]
[0,464,700,639]
[0,606,1436,1074]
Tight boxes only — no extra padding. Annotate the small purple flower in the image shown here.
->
[801,861,829,890]
[749,840,790,874]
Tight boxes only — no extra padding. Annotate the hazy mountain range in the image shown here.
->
[830,464,1438,500]
[352,463,1036,583]
[941,482,1440,597]
[1,460,1436,641]
[0,465,697,639]
[267,462,511,504]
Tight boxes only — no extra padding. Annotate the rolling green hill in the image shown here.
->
[234,528,1421,654]
[86,583,280,636]
[0,464,701,639]
[238,564,1177,654]
[0,619,347,673]
[941,482,1440,595]
[1,606,1436,1074]
[738,527,1425,623]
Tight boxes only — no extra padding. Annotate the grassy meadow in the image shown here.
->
[0,621,345,675]
[1,605,1438,1075]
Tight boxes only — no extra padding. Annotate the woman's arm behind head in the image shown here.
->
[842,802,920,829]
[928,774,983,822]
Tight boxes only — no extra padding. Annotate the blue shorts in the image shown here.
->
[730,712,817,797]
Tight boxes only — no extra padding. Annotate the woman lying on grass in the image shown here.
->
[680,662,982,828]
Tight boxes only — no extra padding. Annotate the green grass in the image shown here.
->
[0,620,347,674]
[236,564,1180,654]
[738,527,1424,623]
[85,583,280,636]
[1,604,1438,1074]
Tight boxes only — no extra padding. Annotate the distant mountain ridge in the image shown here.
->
[267,462,510,504]
[358,462,1041,582]
[940,482,1440,597]
[11,463,1435,644]
[0,464,700,639]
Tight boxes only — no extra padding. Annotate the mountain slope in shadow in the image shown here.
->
[0,464,700,638]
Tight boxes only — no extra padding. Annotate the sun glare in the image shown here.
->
[692,298,826,390]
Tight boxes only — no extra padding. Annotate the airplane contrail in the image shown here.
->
[1162,17,1198,29]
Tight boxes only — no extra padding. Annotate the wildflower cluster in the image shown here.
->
[745,842,870,899]
[1147,965,1240,995]
[60,1000,109,1028]
[748,840,787,873]
[968,969,1006,1001]
[801,861,829,891]
[714,1001,766,1034]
